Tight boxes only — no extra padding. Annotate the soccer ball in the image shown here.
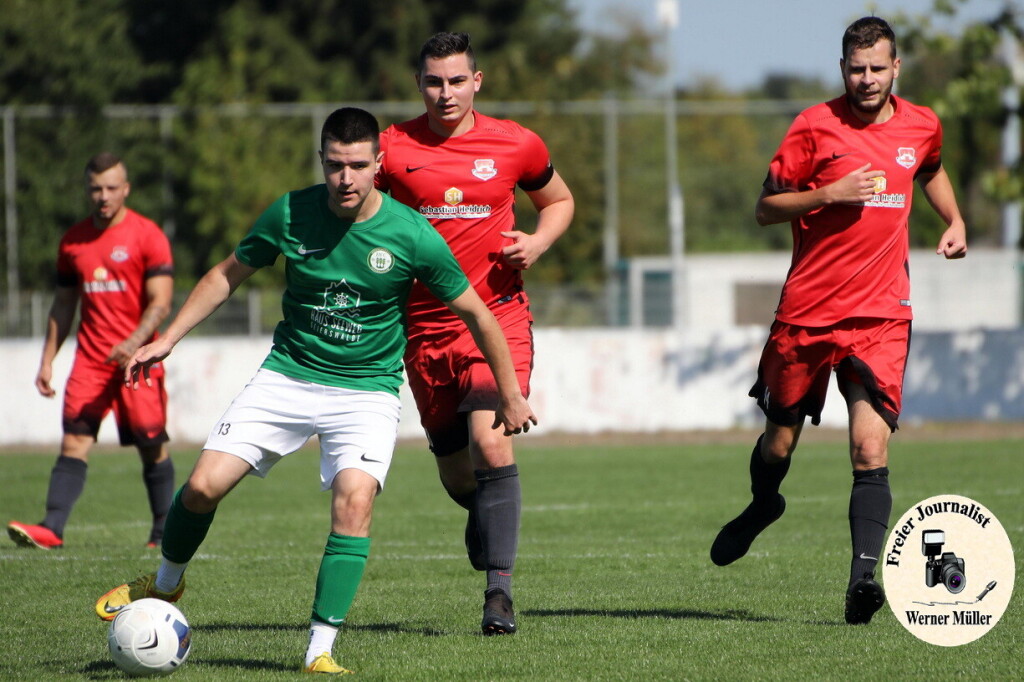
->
[107,598,192,676]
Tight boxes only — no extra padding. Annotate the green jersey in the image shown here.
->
[236,186,470,395]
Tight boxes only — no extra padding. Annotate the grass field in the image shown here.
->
[1,432,1021,680]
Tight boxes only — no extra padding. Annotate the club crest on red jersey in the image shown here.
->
[896,147,917,169]
[471,159,497,181]
[110,245,130,262]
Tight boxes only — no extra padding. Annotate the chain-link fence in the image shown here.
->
[1,97,1017,336]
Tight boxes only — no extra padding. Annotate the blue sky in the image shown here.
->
[567,0,1012,91]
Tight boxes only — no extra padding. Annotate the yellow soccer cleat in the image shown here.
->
[95,573,185,621]
[304,653,353,675]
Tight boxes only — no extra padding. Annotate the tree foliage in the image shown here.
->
[893,0,1023,247]
[1,0,660,293]
[0,0,1018,302]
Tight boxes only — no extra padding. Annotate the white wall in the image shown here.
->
[670,248,1022,332]
[4,325,1023,447]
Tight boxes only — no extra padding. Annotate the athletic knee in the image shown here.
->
[331,487,375,535]
[181,476,224,513]
[60,434,93,460]
[851,440,888,470]
[470,435,515,469]
[847,430,888,466]
[760,434,796,463]
[138,443,170,466]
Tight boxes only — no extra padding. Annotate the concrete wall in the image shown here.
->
[4,325,1022,447]
[658,248,1022,332]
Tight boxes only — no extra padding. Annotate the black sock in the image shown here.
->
[475,464,520,598]
[41,455,88,538]
[142,458,175,543]
[749,434,790,508]
[849,467,891,586]
[442,484,483,571]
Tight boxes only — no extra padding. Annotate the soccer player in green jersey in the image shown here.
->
[94,107,536,675]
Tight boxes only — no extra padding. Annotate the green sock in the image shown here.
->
[160,486,216,564]
[311,533,371,626]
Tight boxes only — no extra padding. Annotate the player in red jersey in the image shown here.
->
[709,17,967,625]
[377,32,574,634]
[7,153,175,550]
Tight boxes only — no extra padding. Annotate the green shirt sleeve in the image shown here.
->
[413,223,470,304]
[236,193,290,268]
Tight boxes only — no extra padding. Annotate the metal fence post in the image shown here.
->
[4,107,20,331]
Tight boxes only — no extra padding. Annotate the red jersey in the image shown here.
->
[56,209,173,367]
[377,112,553,328]
[764,94,943,327]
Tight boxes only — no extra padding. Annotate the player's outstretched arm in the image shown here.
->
[755,163,883,225]
[502,171,574,270]
[35,285,79,398]
[444,288,538,436]
[918,165,967,259]
[126,253,257,388]
[107,274,173,368]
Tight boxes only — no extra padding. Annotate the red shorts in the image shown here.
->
[749,318,910,431]
[62,358,169,447]
[405,295,533,456]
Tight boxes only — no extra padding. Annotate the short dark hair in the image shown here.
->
[418,31,476,73]
[842,17,897,60]
[320,107,380,153]
[85,152,124,176]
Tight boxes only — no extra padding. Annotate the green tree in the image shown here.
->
[893,0,1022,247]
[138,0,660,285]
[0,0,169,297]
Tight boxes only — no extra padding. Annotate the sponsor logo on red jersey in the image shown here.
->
[445,187,463,205]
[419,186,492,220]
[83,266,126,292]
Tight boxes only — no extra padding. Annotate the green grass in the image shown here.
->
[1,434,1021,680]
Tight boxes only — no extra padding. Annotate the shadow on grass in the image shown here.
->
[348,622,452,637]
[200,621,454,637]
[802,617,849,626]
[524,607,782,623]
[83,657,298,675]
[80,659,121,678]
[199,619,455,637]
[193,621,307,633]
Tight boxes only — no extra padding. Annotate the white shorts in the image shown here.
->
[203,368,401,491]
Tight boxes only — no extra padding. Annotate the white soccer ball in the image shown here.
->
[107,598,192,676]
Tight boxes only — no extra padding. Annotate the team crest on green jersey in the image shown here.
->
[367,247,394,273]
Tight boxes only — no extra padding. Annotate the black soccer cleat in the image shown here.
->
[845,574,886,625]
[481,588,517,636]
[710,495,786,566]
